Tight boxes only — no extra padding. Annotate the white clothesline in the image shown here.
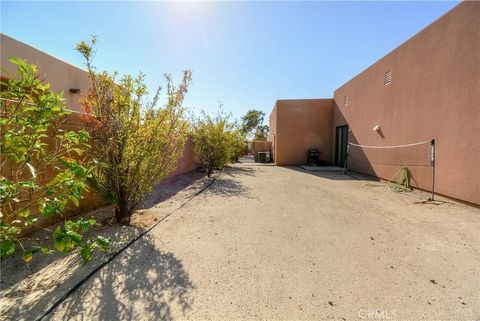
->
[348,140,431,149]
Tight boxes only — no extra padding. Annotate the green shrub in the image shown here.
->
[0,58,111,262]
[229,129,247,162]
[192,109,243,176]
[76,37,192,223]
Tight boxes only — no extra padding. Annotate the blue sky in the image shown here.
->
[1,1,459,120]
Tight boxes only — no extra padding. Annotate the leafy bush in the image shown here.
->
[229,129,247,162]
[76,37,192,223]
[192,109,244,176]
[0,58,111,262]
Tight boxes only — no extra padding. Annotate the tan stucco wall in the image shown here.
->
[171,138,197,177]
[271,99,333,165]
[333,2,480,205]
[269,104,278,161]
[1,33,89,113]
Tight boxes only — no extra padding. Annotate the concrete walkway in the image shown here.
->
[47,164,479,321]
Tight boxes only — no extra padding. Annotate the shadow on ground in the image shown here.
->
[47,233,194,321]
[2,171,202,297]
[139,171,205,210]
[284,166,380,182]
[0,206,116,289]
[225,165,256,177]
[1,224,141,320]
[205,166,256,199]
[2,217,194,321]
[1,170,210,321]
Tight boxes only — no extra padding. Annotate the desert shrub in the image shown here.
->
[229,129,247,162]
[192,110,242,176]
[0,58,111,262]
[76,37,192,223]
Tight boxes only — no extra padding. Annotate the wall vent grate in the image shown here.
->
[384,70,392,85]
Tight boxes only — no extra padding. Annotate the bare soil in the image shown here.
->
[1,164,479,321]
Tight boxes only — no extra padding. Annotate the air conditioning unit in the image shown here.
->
[258,151,271,163]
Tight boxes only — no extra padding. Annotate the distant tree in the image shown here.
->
[241,109,264,134]
[76,37,191,223]
[241,109,269,141]
[253,124,269,141]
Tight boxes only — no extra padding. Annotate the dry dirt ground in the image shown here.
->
[1,163,479,321]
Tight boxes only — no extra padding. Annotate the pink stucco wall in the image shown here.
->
[333,2,480,205]
[267,3,478,205]
[251,141,273,162]
[170,138,197,177]
[1,33,89,113]
[269,99,333,165]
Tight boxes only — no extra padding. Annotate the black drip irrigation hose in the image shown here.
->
[35,173,221,321]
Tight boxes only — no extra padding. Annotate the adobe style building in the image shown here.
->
[269,2,479,205]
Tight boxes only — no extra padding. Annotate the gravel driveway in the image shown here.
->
[41,164,480,320]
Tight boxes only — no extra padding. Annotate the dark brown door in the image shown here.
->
[335,125,348,166]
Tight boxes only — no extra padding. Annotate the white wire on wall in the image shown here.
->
[348,140,431,149]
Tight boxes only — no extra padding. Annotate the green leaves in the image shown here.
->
[96,236,109,248]
[0,57,104,262]
[50,219,112,262]
[192,109,244,176]
[22,250,33,263]
[8,57,26,65]
[240,110,265,136]
[18,208,29,218]
[75,36,97,62]
[66,230,82,243]
[21,246,48,262]
[40,200,63,217]
[0,239,15,257]
[75,37,192,222]
[4,216,112,263]
[53,227,66,252]
[80,246,92,262]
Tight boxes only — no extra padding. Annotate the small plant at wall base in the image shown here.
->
[192,109,244,176]
[0,58,112,262]
[76,37,192,223]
